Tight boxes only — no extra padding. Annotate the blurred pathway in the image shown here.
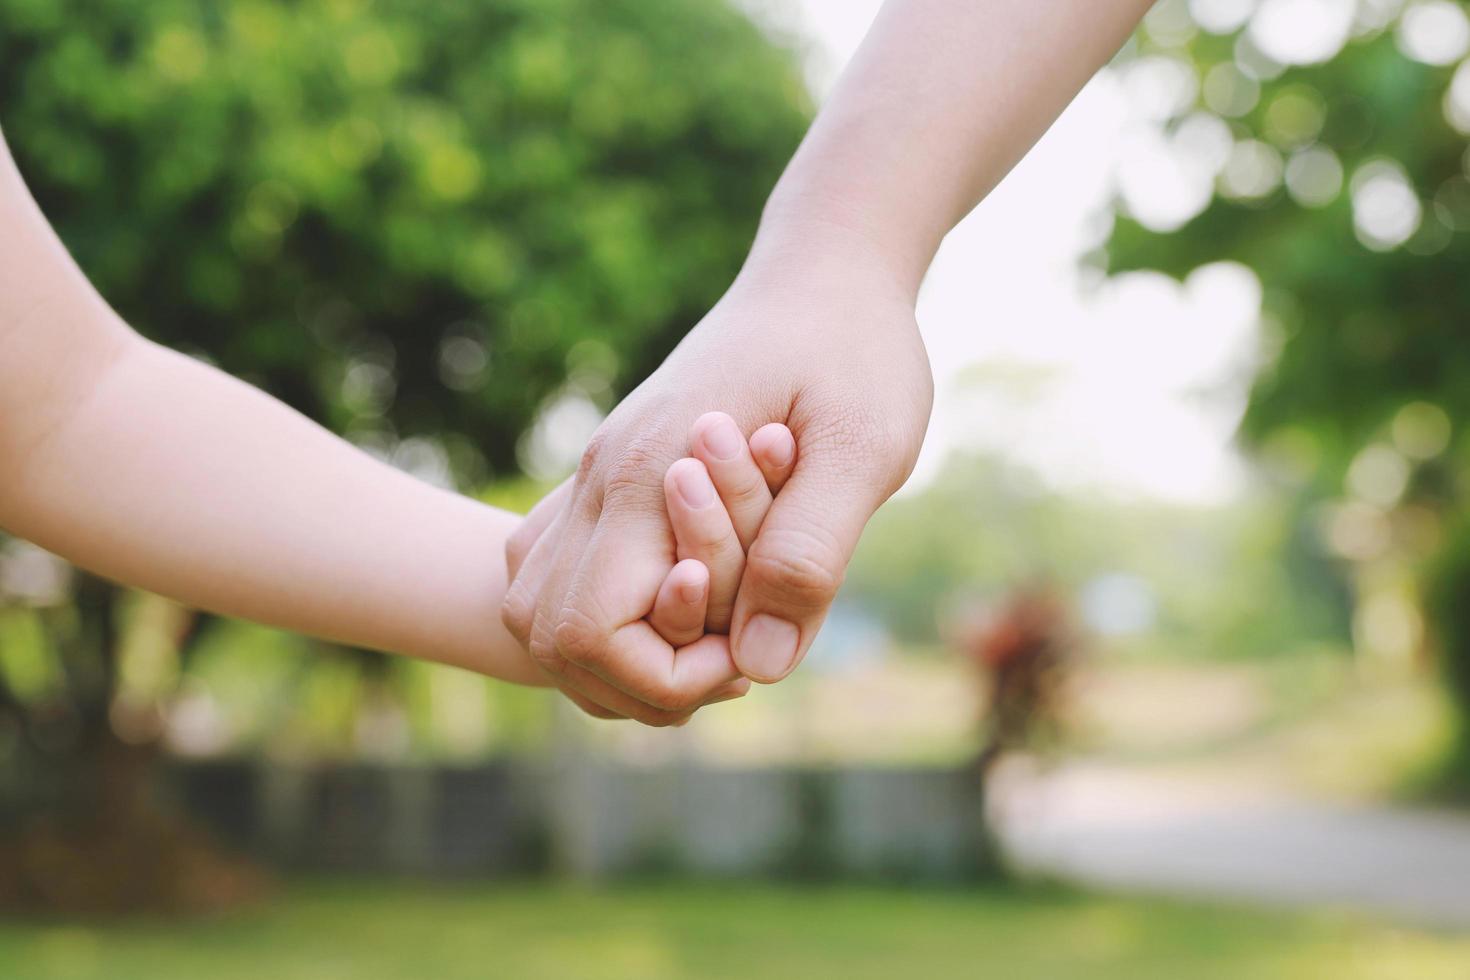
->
[990,760,1470,928]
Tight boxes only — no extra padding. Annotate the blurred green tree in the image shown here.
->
[1101,0,1470,763]
[0,0,809,910]
[1428,518,1470,786]
[845,451,1347,658]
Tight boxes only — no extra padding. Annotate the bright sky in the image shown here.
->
[768,0,1264,505]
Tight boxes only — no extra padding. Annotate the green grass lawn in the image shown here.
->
[2,881,1467,980]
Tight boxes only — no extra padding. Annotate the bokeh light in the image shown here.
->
[1392,401,1454,460]
[1189,0,1258,34]
[1446,60,1470,133]
[1284,144,1345,206]
[1248,0,1354,65]
[1351,158,1423,250]
[1220,138,1285,199]
[1396,0,1470,65]
[1203,61,1262,116]
[1346,443,1411,507]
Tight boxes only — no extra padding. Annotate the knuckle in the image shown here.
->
[653,614,699,650]
[746,527,845,611]
[721,467,767,506]
[528,635,566,677]
[603,441,671,501]
[577,420,684,515]
[500,584,534,645]
[686,517,740,556]
[528,601,571,675]
[575,431,611,483]
[552,604,612,668]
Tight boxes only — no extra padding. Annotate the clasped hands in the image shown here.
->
[499,251,935,726]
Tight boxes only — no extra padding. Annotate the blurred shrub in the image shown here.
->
[0,0,810,480]
[1427,520,1470,767]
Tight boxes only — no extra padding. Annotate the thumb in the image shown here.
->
[729,436,892,684]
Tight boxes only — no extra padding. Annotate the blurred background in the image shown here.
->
[3,0,1470,976]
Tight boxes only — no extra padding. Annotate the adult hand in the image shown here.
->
[501,221,933,724]
[505,0,1156,724]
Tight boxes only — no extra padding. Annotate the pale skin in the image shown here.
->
[1,0,1157,726]
[503,0,1158,721]
[0,127,791,710]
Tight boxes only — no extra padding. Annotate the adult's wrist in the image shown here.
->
[743,184,930,307]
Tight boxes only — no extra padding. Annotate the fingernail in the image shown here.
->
[674,462,715,508]
[678,578,705,604]
[706,686,746,705]
[766,431,795,467]
[702,416,744,461]
[737,615,800,681]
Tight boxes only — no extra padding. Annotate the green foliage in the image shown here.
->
[0,0,810,478]
[1104,11,1470,488]
[845,453,1348,657]
[0,1,809,767]
[1102,3,1470,745]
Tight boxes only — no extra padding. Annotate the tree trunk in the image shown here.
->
[0,577,266,916]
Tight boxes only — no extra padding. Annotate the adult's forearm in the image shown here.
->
[762,0,1154,296]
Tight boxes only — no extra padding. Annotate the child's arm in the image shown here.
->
[0,131,542,683]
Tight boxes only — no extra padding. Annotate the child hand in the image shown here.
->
[646,412,796,649]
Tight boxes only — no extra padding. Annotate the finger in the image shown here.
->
[506,479,572,582]
[559,670,751,726]
[749,423,797,494]
[522,470,664,701]
[551,507,745,710]
[648,558,710,648]
[528,569,689,726]
[526,444,743,721]
[556,669,680,725]
[532,479,741,711]
[528,462,741,720]
[502,480,576,646]
[502,504,569,649]
[690,412,774,551]
[664,458,746,632]
[545,635,744,724]
[706,677,752,704]
[730,427,891,685]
